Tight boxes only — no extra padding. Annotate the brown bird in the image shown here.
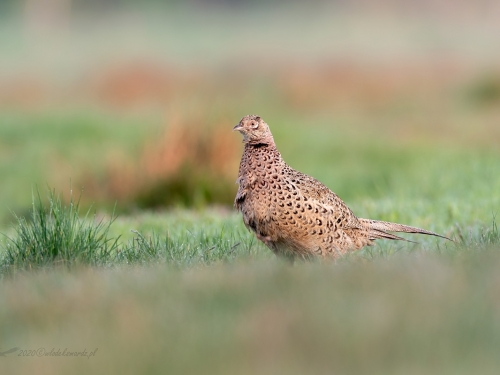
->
[233,115,449,261]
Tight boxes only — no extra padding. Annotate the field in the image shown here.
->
[1,2,500,374]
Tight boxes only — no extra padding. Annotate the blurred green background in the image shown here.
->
[1,0,500,374]
[0,0,499,217]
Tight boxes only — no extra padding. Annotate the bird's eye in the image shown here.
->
[251,122,258,129]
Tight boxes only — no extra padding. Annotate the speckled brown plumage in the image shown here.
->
[233,115,449,261]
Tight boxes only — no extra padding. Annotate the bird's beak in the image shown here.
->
[233,124,243,131]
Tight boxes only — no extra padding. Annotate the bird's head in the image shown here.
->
[233,115,274,145]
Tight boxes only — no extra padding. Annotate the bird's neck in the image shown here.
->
[244,141,278,153]
[242,142,283,165]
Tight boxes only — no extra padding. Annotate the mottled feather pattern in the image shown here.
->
[233,115,449,260]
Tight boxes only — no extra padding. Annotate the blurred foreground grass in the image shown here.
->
[1,249,500,374]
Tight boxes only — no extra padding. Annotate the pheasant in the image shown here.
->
[233,114,449,260]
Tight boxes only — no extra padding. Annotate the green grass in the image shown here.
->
[1,10,500,371]
[1,249,500,374]
[1,151,498,374]
[1,190,120,274]
[2,187,497,274]
[0,190,272,275]
[1,102,499,374]
[1,5,500,372]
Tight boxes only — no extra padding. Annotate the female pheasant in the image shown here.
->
[234,114,449,260]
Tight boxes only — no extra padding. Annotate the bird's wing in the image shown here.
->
[288,170,362,228]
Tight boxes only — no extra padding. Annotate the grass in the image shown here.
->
[1,141,498,374]
[1,247,500,374]
[2,186,498,273]
[1,6,500,373]
[0,188,498,367]
[1,93,499,375]
[0,190,120,274]
[0,190,272,276]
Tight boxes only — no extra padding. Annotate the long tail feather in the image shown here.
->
[359,218,451,241]
[367,229,418,243]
